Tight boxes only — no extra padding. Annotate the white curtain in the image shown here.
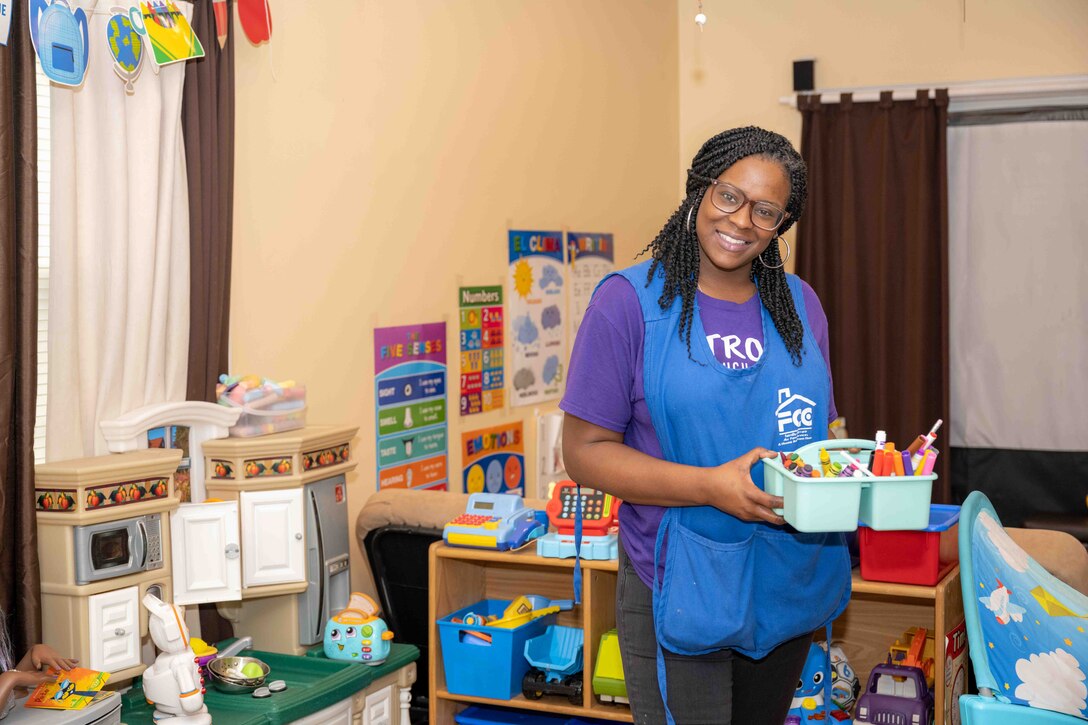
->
[47,3,192,460]
[948,117,1088,452]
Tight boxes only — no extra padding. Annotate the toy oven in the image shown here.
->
[73,513,164,585]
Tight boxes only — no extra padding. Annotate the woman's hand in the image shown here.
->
[706,448,785,525]
[28,644,78,673]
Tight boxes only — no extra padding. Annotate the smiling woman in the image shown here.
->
[560,127,845,725]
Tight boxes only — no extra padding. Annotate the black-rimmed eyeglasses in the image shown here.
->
[689,171,790,231]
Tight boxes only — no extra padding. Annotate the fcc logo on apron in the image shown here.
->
[775,388,815,446]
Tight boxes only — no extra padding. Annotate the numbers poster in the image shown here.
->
[508,229,566,406]
[567,232,614,341]
[374,322,449,491]
[461,422,524,495]
[458,286,504,416]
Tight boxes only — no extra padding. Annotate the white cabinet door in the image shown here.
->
[88,585,140,672]
[240,488,305,588]
[362,684,396,725]
[170,501,242,605]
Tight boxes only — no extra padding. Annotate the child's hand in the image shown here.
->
[1,669,55,689]
[29,644,78,673]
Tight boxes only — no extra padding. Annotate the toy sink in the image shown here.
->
[120,642,419,725]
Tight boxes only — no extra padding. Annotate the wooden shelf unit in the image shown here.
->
[429,544,633,724]
[428,543,965,725]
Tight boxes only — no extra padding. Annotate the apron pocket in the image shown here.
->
[654,520,757,655]
[751,528,851,655]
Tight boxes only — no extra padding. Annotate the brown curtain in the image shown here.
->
[184,0,235,404]
[182,0,236,642]
[797,90,951,500]
[0,2,41,654]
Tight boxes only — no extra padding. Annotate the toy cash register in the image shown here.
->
[443,493,546,551]
[537,480,619,560]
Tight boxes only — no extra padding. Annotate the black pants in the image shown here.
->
[616,545,813,725]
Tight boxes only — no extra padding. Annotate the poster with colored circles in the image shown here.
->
[458,286,504,416]
[508,229,566,407]
[461,422,525,496]
[374,322,449,491]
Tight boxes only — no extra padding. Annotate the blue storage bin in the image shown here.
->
[438,599,556,700]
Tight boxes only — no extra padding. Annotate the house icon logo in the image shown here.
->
[776,387,816,440]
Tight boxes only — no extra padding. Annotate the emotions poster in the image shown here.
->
[462,422,524,496]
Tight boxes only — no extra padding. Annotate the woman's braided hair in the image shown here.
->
[641,126,808,365]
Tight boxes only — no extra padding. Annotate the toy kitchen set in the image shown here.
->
[34,421,361,678]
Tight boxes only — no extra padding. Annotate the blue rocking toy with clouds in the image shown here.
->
[29,0,89,87]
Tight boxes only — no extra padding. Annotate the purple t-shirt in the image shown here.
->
[559,274,838,589]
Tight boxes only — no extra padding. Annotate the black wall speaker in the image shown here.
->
[793,59,815,92]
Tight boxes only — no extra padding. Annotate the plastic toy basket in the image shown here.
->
[762,438,935,533]
[860,503,960,585]
[437,599,556,700]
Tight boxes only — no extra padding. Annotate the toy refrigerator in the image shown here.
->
[297,474,352,645]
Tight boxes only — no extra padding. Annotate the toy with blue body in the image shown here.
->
[787,641,857,724]
[323,592,394,666]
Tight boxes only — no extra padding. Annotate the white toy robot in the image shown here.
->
[142,593,212,725]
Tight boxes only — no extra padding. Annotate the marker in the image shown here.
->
[840,453,877,477]
[820,448,831,477]
[908,419,944,456]
[920,449,939,475]
[900,450,914,476]
[891,447,905,477]
[870,449,884,476]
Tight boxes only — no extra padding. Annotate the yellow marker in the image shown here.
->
[819,448,831,477]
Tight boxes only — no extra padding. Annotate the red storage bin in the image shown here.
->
[859,504,960,585]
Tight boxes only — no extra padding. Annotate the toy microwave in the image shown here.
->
[443,493,545,551]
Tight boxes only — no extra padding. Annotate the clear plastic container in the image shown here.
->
[226,386,307,438]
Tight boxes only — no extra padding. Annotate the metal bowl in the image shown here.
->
[207,656,270,694]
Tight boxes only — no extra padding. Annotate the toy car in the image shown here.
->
[521,625,584,706]
[854,662,934,725]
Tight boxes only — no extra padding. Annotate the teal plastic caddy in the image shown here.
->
[762,438,935,532]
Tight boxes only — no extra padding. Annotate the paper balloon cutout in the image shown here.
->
[130,0,204,67]
[106,9,143,94]
[28,0,90,87]
[237,0,270,45]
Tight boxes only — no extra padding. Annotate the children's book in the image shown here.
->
[24,668,110,710]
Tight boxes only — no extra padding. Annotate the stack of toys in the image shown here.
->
[217,373,307,437]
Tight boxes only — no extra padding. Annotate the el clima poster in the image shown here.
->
[374,322,448,491]
[508,230,566,406]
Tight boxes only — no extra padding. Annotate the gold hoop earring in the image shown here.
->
[759,236,790,269]
[686,205,695,234]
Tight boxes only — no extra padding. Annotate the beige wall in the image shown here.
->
[677,0,1088,268]
[231,1,679,589]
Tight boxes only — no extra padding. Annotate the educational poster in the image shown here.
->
[508,230,566,407]
[458,286,505,416]
[374,323,449,491]
[567,232,614,341]
[461,422,524,496]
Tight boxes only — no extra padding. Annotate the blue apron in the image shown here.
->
[614,261,851,723]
